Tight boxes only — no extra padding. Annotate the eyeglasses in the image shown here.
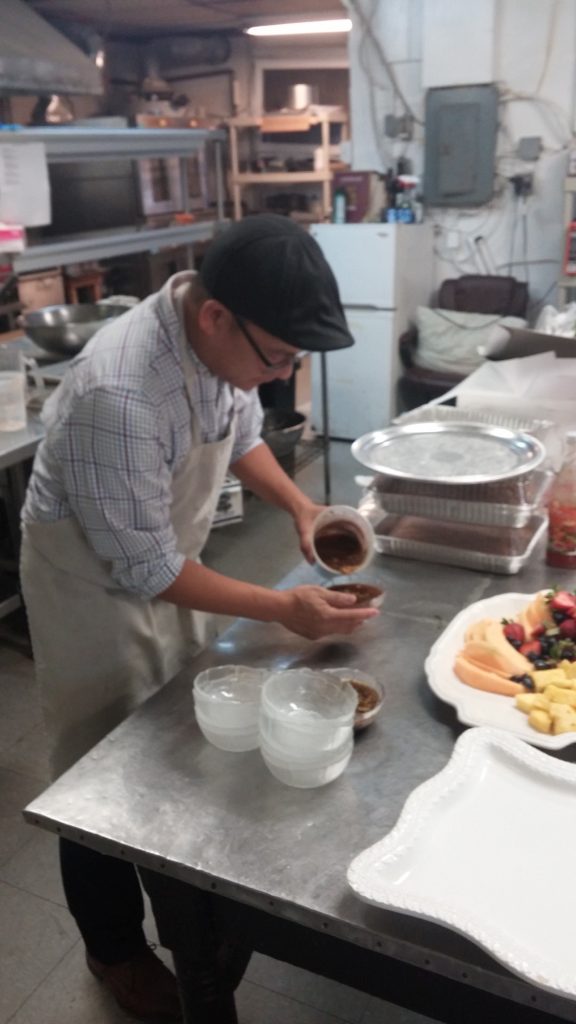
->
[234,316,296,371]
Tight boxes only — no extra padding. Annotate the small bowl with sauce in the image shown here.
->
[326,582,384,609]
[323,668,384,730]
[312,505,375,575]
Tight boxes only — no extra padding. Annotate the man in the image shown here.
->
[20,214,377,1021]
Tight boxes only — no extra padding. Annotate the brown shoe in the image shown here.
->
[86,946,182,1022]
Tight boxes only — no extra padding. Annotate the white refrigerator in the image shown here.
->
[309,223,434,440]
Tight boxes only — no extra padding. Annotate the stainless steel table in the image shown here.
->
[24,551,576,1024]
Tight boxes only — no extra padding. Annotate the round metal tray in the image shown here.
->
[351,422,545,485]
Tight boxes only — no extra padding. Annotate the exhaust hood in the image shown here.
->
[1,0,103,96]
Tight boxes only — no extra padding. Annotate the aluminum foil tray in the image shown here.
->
[371,469,553,528]
[374,513,547,575]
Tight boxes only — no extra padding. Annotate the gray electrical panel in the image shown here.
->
[423,84,498,206]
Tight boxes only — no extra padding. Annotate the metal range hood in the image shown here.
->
[1,0,102,96]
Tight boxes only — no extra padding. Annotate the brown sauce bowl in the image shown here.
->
[326,583,384,608]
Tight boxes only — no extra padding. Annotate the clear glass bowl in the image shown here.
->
[195,707,260,753]
[261,669,357,724]
[193,665,268,728]
[260,736,354,788]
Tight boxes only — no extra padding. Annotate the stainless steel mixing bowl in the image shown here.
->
[19,304,130,358]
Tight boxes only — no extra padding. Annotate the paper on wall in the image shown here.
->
[0,143,51,227]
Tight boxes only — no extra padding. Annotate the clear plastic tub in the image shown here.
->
[192,665,267,728]
[260,736,353,788]
[195,707,259,753]
[259,705,353,754]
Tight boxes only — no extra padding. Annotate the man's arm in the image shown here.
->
[230,441,323,562]
[158,559,378,641]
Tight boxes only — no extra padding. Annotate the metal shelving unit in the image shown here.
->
[0,127,228,272]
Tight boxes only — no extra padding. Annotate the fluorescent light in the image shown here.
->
[245,18,352,37]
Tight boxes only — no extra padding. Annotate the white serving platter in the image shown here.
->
[425,591,576,750]
[347,727,576,1000]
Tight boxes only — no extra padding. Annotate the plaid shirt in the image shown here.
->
[23,274,263,599]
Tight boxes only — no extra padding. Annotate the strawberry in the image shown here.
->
[531,624,546,638]
[549,591,576,615]
[502,621,525,645]
[520,640,542,659]
[559,618,576,639]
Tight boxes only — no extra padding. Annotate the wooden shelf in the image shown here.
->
[234,171,330,185]
[227,110,347,221]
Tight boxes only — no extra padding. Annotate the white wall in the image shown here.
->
[346,0,576,312]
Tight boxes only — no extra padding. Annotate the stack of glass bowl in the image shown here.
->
[259,669,358,788]
[193,665,267,752]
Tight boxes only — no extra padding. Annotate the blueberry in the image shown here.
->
[553,610,566,624]
[534,658,553,669]
[527,651,541,662]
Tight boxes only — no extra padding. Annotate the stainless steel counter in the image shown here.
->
[24,549,576,1023]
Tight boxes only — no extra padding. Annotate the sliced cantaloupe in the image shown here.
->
[463,640,526,677]
[464,619,490,645]
[483,619,532,674]
[454,654,525,696]
[526,591,555,631]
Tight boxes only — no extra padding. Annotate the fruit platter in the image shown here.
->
[425,589,576,749]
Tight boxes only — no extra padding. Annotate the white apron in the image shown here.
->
[20,289,235,778]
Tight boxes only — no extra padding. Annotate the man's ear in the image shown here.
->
[197,299,230,338]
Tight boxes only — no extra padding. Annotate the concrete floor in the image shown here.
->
[0,441,435,1024]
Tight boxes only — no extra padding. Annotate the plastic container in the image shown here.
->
[322,668,384,730]
[311,505,375,575]
[193,665,267,750]
[259,705,352,754]
[260,668,357,755]
[194,708,260,752]
[546,432,576,569]
[325,582,385,608]
[260,736,353,788]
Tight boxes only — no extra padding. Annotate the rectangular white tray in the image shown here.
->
[348,727,576,1000]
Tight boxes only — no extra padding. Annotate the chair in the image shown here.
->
[398,274,529,411]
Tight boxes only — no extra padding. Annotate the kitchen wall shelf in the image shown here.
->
[228,111,347,221]
[12,222,220,274]
[0,127,227,272]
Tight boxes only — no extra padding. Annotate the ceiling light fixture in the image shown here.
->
[245,18,352,37]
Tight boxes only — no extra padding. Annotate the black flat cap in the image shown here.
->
[200,214,354,352]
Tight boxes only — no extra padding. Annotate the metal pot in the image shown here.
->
[287,84,319,111]
[262,410,306,458]
[19,304,130,358]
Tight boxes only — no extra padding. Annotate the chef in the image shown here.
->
[20,214,378,1021]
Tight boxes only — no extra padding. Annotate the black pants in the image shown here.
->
[59,838,252,995]
[60,838,147,964]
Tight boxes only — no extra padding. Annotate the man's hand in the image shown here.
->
[292,501,325,563]
[275,585,379,640]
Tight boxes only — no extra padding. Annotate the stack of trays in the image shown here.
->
[354,412,553,574]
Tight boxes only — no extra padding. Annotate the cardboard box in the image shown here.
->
[490,327,576,361]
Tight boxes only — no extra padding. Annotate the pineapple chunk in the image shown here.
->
[516,693,549,713]
[558,660,576,680]
[548,701,576,720]
[544,686,576,707]
[549,708,576,733]
[532,668,569,691]
[529,709,552,733]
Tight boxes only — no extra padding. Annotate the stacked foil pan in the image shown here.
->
[358,407,554,574]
